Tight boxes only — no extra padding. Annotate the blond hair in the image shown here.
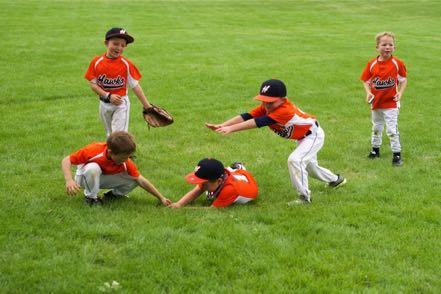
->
[375,32,395,45]
[107,131,136,155]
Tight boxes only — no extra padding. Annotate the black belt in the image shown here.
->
[303,121,319,138]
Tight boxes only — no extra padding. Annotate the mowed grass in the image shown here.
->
[1,0,440,292]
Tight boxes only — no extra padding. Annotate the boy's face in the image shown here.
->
[262,98,284,113]
[202,178,223,193]
[105,38,127,59]
[107,150,132,164]
[376,36,395,59]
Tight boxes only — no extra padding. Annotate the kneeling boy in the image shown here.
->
[61,131,170,206]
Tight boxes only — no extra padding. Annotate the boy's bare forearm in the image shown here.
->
[132,84,150,108]
[398,79,407,95]
[221,115,245,126]
[90,82,108,96]
[136,175,165,199]
[176,187,203,206]
[61,156,74,181]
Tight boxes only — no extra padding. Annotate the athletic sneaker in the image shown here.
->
[287,194,311,206]
[84,196,103,206]
[329,175,347,188]
[392,155,403,167]
[368,151,380,159]
[230,162,246,170]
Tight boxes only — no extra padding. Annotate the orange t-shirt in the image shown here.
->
[360,55,407,109]
[206,169,258,208]
[69,142,140,177]
[84,54,142,97]
[249,98,317,140]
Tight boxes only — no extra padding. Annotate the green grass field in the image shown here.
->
[1,0,440,292]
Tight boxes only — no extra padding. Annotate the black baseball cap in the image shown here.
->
[254,79,287,102]
[185,158,225,184]
[105,28,134,44]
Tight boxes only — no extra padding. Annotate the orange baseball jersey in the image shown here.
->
[249,99,317,140]
[202,169,258,208]
[84,54,142,97]
[360,56,407,109]
[69,142,140,177]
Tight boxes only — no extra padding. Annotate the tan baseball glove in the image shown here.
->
[142,104,174,128]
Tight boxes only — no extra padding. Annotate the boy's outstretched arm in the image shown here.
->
[169,186,205,208]
[215,119,257,135]
[136,175,171,206]
[206,115,245,130]
[61,156,81,196]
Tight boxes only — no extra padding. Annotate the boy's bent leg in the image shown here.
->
[287,141,315,199]
[99,173,138,196]
[306,159,339,183]
[75,162,102,198]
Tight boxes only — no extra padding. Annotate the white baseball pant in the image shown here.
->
[99,95,130,137]
[75,162,138,199]
[371,108,401,153]
[287,126,338,198]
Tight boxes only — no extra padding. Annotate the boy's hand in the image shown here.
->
[160,197,172,206]
[215,126,233,135]
[205,123,222,131]
[65,179,81,196]
[393,92,402,101]
[168,202,182,209]
[366,93,375,104]
[110,94,123,105]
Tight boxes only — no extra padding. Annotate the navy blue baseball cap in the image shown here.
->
[254,79,287,102]
[185,158,225,184]
[105,28,134,44]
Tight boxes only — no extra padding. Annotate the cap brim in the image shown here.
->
[185,172,208,184]
[106,34,134,44]
[254,95,282,102]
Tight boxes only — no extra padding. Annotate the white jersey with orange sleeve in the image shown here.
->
[360,55,407,110]
[249,98,317,140]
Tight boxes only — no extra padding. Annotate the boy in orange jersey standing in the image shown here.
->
[61,131,171,206]
[360,32,408,166]
[206,79,346,205]
[85,28,159,136]
[169,159,258,208]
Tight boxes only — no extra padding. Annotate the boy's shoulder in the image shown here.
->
[81,142,107,152]
[89,53,106,62]
[366,56,379,64]
[391,55,405,64]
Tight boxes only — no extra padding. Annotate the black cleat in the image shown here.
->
[368,151,380,159]
[287,194,312,206]
[329,175,347,188]
[84,197,103,206]
[392,155,403,166]
[103,190,127,202]
[230,162,246,170]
